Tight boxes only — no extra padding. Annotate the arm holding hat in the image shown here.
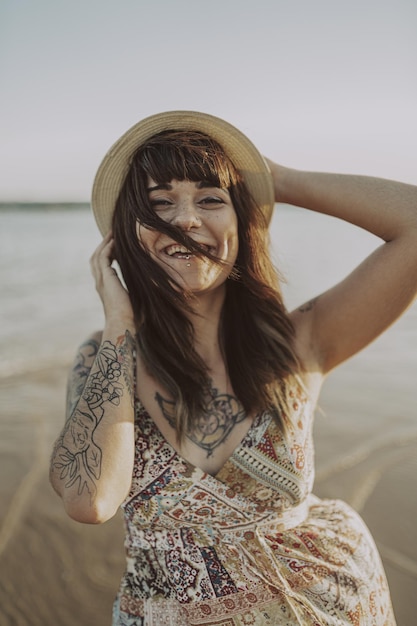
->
[50,234,136,524]
[266,160,417,375]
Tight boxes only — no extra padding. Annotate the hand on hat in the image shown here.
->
[90,232,135,326]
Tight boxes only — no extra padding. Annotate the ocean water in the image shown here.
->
[0,206,103,377]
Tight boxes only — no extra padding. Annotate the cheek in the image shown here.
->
[227,222,239,258]
[218,210,238,241]
[136,222,154,252]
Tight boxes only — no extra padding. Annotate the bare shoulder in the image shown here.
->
[79,330,103,353]
[69,330,103,370]
[69,330,104,372]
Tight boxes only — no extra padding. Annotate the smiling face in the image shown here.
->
[137,178,239,295]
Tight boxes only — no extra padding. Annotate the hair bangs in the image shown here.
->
[137,130,241,191]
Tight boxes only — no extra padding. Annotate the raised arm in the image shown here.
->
[50,234,137,524]
[267,162,417,374]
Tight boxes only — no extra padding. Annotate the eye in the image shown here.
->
[149,199,173,210]
[199,196,224,207]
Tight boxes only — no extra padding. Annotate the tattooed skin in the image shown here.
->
[66,339,99,417]
[51,330,135,499]
[298,296,318,313]
[155,384,246,457]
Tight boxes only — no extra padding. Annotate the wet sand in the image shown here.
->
[0,362,416,625]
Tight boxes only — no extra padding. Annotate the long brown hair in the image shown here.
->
[113,130,301,438]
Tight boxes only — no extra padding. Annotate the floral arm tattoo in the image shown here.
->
[155,383,246,458]
[51,330,135,499]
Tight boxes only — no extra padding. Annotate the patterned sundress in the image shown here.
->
[112,389,396,625]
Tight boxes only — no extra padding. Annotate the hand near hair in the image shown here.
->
[90,232,135,327]
[52,233,136,523]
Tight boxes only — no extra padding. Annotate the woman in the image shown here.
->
[50,111,417,625]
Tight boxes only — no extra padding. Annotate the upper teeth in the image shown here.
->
[166,245,191,256]
[165,243,211,256]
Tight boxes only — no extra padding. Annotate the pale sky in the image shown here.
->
[1,0,416,202]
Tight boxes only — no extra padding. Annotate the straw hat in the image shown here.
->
[91,110,275,235]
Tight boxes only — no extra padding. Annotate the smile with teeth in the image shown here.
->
[164,243,211,259]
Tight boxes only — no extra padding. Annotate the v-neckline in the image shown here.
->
[134,396,272,479]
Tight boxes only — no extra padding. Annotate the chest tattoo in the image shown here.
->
[155,385,246,457]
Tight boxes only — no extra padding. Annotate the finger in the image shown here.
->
[90,234,114,269]
[91,231,113,256]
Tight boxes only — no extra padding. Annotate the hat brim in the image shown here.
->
[91,110,275,236]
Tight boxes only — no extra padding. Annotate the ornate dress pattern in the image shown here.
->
[112,391,396,625]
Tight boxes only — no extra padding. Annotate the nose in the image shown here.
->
[171,201,202,230]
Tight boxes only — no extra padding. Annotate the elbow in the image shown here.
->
[49,477,109,524]
[63,495,121,525]
[49,465,128,524]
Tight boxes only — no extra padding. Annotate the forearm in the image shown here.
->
[50,322,136,524]
[268,162,417,242]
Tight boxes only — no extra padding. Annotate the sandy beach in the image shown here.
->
[0,354,416,626]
